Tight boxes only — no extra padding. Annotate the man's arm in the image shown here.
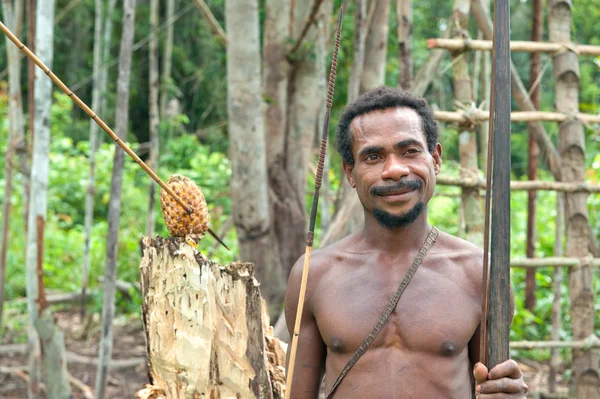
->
[284,255,326,399]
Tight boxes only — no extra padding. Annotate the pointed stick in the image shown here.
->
[0,20,228,250]
[284,5,344,398]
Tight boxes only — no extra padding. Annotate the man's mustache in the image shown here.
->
[370,180,423,196]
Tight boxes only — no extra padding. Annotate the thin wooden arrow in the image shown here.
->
[480,0,512,368]
[284,5,344,398]
[0,20,229,250]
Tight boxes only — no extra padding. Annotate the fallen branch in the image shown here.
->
[428,38,600,56]
[0,344,144,370]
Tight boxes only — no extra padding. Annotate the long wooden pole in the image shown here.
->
[427,37,600,55]
[0,20,228,249]
[284,6,343,398]
[481,0,512,369]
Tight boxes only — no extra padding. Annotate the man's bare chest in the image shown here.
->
[312,265,481,358]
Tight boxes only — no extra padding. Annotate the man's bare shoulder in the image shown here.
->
[433,229,484,288]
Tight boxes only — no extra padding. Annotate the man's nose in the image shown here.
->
[381,155,410,180]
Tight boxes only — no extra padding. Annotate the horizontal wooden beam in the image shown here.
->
[510,336,600,349]
[434,110,600,124]
[510,257,600,268]
[428,38,600,56]
[436,175,600,193]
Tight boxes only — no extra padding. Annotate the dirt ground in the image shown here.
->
[0,309,149,399]
[0,308,571,399]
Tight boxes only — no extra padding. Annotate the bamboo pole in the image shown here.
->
[435,175,600,193]
[434,109,600,124]
[428,38,600,56]
[510,257,600,268]
[511,336,600,349]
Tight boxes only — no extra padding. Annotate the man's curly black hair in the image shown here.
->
[336,86,439,165]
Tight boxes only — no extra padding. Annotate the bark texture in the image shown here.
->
[549,0,600,396]
[396,0,413,90]
[139,237,286,398]
[159,0,175,119]
[227,0,284,317]
[95,1,137,397]
[451,0,483,247]
[99,0,118,126]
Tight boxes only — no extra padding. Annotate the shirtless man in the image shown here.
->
[284,87,528,398]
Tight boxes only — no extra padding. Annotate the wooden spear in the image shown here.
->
[284,6,344,398]
[0,20,228,250]
[480,0,512,368]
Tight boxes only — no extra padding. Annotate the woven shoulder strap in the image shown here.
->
[326,227,439,398]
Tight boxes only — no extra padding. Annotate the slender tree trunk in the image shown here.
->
[95,1,136,397]
[26,1,73,397]
[159,0,175,119]
[0,0,25,331]
[146,0,160,237]
[99,0,118,131]
[396,0,412,90]
[549,0,600,396]
[360,0,390,92]
[322,0,387,247]
[525,0,542,311]
[451,0,483,247]
[81,0,103,318]
[227,0,284,317]
[549,193,564,393]
[24,0,34,227]
[347,0,367,103]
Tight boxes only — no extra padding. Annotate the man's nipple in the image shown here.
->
[440,341,457,356]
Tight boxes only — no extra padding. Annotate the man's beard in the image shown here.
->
[373,202,425,229]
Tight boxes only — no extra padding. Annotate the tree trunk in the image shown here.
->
[451,0,483,247]
[95,1,136,397]
[525,0,542,312]
[81,0,103,318]
[227,0,284,317]
[146,0,160,237]
[360,0,390,92]
[262,0,302,290]
[138,237,286,398]
[159,0,175,119]
[0,0,25,331]
[549,193,564,393]
[99,0,118,129]
[548,0,600,396]
[322,0,388,247]
[396,0,412,90]
[25,1,73,397]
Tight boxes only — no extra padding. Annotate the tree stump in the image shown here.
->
[138,236,286,399]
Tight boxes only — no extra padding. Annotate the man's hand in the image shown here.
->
[473,360,528,398]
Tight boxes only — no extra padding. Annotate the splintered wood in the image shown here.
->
[139,237,286,399]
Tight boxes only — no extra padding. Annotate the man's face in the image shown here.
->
[343,107,442,229]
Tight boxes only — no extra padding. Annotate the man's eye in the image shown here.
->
[406,148,420,155]
[366,154,380,161]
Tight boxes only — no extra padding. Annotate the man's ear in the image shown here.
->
[433,143,442,175]
[342,161,355,188]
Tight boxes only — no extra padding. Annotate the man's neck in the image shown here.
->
[359,210,432,256]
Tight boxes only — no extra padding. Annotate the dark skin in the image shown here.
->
[285,107,528,398]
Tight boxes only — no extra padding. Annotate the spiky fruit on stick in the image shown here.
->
[160,174,210,239]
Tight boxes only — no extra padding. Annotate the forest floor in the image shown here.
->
[0,308,148,399]
[0,307,571,398]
